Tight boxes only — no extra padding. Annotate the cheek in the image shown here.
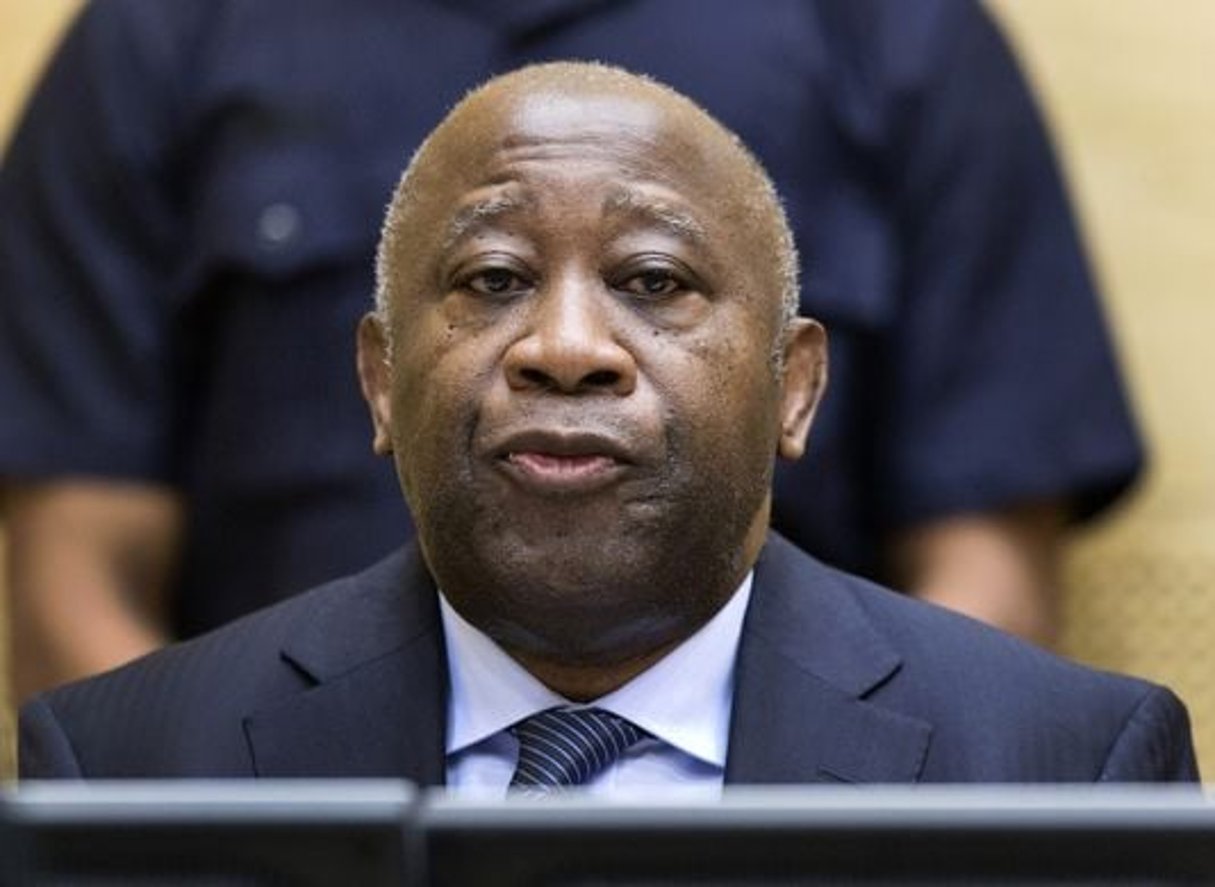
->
[391,300,495,408]
[691,314,779,407]
[652,328,782,464]
[388,323,492,483]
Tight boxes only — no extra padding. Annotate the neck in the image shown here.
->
[504,512,771,702]
[507,637,683,702]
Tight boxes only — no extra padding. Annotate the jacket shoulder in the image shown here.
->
[20,547,419,778]
[845,565,1195,781]
[755,534,1197,782]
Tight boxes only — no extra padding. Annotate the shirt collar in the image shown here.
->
[440,574,753,769]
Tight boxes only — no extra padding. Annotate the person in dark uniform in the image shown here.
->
[0,0,1140,698]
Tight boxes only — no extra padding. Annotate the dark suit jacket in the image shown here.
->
[19,534,1198,782]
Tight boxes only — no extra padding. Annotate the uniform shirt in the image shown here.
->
[0,0,1142,637]
[441,575,752,796]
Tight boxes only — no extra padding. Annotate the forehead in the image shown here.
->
[411,86,747,234]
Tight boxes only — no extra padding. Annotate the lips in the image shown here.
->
[488,428,637,495]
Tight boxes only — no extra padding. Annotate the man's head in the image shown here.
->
[358,62,826,695]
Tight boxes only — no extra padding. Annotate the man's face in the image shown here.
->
[360,84,824,667]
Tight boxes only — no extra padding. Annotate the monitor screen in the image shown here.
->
[0,806,30,887]
[422,786,1215,886]
[8,780,414,886]
[8,783,1215,885]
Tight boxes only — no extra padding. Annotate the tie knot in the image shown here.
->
[509,706,645,793]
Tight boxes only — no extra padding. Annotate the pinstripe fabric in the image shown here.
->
[509,706,645,792]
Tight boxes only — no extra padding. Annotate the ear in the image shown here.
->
[776,318,828,461]
[356,312,395,456]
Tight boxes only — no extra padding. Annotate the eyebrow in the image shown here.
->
[442,192,532,250]
[440,185,710,251]
[602,186,709,247]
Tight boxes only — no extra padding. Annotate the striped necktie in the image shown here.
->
[509,705,646,793]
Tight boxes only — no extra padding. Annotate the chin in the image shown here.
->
[416,466,767,662]
[449,529,728,661]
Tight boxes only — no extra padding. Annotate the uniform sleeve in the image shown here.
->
[0,0,187,483]
[872,0,1144,530]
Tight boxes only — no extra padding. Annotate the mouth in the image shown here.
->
[491,429,635,495]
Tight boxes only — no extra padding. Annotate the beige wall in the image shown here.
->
[0,2,80,136]
[988,0,1215,775]
[1,0,1213,776]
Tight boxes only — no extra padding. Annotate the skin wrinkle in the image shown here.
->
[358,61,827,701]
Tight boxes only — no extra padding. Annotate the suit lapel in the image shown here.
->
[243,546,448,785]
[239,535,930,785]
[725,535,932,785]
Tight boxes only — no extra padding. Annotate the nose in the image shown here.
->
[503,278,637,396]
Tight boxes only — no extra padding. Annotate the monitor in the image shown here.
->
[421,786,1215,885]
[10,782,1215,885]
[8,779,415,886]
[0,802,30,887]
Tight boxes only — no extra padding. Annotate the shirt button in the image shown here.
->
[258,202,301,248]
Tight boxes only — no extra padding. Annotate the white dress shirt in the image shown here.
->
[441,574,753,797]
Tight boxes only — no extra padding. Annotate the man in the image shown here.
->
[19,64,1193,786]
[3,2,1139,703]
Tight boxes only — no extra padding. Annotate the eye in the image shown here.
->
[462,266,530,298]
[617,268,685,299]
